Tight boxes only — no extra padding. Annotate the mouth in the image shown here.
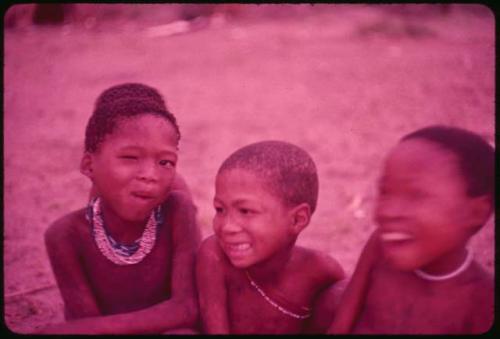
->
[379,231,415,244]
[130,192,156,202]
[221,241,252,259]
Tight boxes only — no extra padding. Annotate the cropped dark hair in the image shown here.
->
[84,83,180,153]
[401,125,494,205]
[218,140,319,213]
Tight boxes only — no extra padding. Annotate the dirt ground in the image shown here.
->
[3,4,495,334]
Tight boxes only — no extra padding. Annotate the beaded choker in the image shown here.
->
[86,197,163,265]
[414,250,473,282]
[245,271,311,319]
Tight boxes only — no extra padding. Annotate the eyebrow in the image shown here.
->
[118,145,177,157]
[213,198,254,205]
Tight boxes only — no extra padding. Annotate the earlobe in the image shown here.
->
[291,203,311,235]
[80,153,94,179]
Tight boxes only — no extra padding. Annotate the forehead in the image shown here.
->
[103,114,178,148]
[382,139,463,185]
[215,168,282,201]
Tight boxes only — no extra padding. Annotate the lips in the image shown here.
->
[380,231,415,242]
[221,241,252,259]
[130,191,156,202]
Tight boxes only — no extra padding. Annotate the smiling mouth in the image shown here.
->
[380,232,414,242]
[223,242,252,257]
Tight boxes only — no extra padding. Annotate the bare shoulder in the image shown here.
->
[198,235,227,266]
[464,261,493,301]
[196,235,229,291]
[294,246,346,283]
[44,208,88,249]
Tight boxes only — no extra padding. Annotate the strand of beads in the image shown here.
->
[245,271,311,319]
[89,197,160,265]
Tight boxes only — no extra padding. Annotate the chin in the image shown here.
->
[384,253,420,272]
[227,257,253,269]
[123,210,153,223]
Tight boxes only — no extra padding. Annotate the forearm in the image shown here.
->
[200,299,230,334]
[327,276,365,333]
[43,296,197,335]
[196,237,230,334]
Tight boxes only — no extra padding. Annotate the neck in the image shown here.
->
[418,246,468,276]
[99,199,148,244]
[247,242,295,283]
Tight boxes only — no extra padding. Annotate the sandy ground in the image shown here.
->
[3,4,495,334]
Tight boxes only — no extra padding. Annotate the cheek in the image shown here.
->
[161,171,176,188]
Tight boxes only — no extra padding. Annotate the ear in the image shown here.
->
[289,203,311,236]
[465,195,492,233]
[80,152,94,179]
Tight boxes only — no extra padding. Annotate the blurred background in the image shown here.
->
[3,4,495,333]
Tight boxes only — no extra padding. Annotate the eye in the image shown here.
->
[120,155,138,160]
[159,159,176,168]
[239,208,255,216]
[214,206,224,214]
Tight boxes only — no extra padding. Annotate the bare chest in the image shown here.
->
[226,275,306,334]
[354,267,471,334]
[80,225,173,314]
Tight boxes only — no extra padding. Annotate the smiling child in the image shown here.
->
[328,125,494,334]
[196,140,345,334]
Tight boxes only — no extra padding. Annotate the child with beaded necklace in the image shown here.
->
[326,125,494,334]
[196,140,345,334]
[42,83,201,334]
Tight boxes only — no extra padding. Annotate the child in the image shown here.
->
[196,140,345,334]
[86,83,192,200]
[42,83,201,334]
[328,125,494,334]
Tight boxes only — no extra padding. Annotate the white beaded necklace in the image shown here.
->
[245,271,311,319]
[414,250,473,282]
[88,197,160,265]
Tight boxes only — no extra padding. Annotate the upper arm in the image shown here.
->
[303,252,346,333]
[305,278,348,333]
[44,215,101,319]
[167,191,201,302]
[327,230,381,334]
[196,235,230,334]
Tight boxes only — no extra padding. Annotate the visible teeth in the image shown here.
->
[229,243,250,251]
[380,232,414,241]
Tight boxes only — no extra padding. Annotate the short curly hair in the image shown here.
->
[218,140,319,213]
[84,83,180,153]
[401,125,494,206]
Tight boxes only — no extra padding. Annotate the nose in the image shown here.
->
[374,198,408,227]
[214,213,243,236]
[137,159,160,183]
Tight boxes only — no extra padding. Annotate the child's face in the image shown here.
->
[213,168,296,268]
[374,139,478,273]
[85,114,178,222]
